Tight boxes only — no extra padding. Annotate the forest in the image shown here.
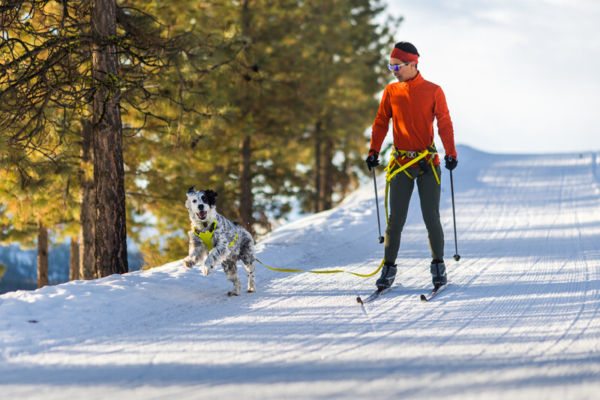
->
[0,0,400,287]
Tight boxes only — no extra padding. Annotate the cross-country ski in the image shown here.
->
[356,285,398,304]
[420,282,451,302]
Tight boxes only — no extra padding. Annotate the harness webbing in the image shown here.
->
[383,142,440,224]
[193,220,238,251]
[384,143,440,184]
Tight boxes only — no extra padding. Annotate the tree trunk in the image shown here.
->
[314,121,322,213]
[79,119,96,279]
[321,136,335,211]
[92,0,128,277]
[340,151,350,199]
[239,135,254,235]
[70,236,80,281]
[237,2,254,236]
[37,220,49,288]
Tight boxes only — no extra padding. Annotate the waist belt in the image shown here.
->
[384,142,440,185]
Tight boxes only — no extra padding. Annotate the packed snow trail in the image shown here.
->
[1,145,600,399]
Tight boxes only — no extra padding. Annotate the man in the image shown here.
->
[365,41,458,290]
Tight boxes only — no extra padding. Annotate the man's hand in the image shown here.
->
[444,155,458,171]
[365,150,380,171]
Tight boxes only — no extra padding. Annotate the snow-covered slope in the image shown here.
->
[1,145,600,399]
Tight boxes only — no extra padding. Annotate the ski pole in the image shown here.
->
[450,169,461,261]
[372,167,384,244]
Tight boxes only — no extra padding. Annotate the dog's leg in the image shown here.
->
[222,260,241,296]
[183,231,204,268]
[202,242,230,276]
[242,255,256,293]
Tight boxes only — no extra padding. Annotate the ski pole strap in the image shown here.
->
[255,258,385,278]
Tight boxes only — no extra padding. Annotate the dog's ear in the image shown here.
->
[204,189,218,206]
[186,185,196,196]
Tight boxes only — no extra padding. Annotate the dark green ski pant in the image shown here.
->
[384,164,444,263]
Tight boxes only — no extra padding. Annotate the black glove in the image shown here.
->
[365,151,380,171]
[444,155,458,171]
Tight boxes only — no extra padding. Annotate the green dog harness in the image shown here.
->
[193,220,238,251]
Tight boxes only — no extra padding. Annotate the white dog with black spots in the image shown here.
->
[183,186,256,296]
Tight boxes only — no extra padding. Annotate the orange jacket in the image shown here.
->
[370,72,457,166]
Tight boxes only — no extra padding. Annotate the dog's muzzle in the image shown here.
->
[197,211,208,220]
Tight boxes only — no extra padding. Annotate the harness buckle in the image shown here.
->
[407,151,417,158]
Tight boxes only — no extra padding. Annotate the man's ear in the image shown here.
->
[204,189,218,206]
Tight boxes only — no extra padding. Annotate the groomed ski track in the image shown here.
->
[1,145,600,399]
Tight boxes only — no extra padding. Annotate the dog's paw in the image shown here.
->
[183,258,195,269]
[247,288,255,293]
[202,265,213,276]
[227,290,240,296]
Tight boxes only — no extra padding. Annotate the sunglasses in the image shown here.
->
[388,62,411,72]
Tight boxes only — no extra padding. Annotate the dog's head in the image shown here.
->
[185,185,218,224]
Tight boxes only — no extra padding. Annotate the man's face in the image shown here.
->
[390,57,415,82]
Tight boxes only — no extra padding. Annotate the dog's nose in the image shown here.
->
[199,204,204,211]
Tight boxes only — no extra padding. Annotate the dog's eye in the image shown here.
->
[192,200,197,203]
[201,196,207,203]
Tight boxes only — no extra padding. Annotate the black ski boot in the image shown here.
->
[430,259,447,288]
[376,262,397,290]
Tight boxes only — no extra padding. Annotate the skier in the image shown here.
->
[365,41,458,291]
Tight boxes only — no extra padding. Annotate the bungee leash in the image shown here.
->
[253,144,437,278]
[193,221,385,278]
[255,257,385,278]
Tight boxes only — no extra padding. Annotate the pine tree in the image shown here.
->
[294,0,399,213]
[0,141,79,288]
[1,0,223,276]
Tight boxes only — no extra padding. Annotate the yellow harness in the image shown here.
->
[193,220,238,251]
[383,142,440,224]
[384,142,440,184]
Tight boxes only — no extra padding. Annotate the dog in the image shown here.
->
[183,185,256,296]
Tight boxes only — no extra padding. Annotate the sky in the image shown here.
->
[383,0,600,154]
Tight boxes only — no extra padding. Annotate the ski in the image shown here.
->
[420,282,450,302]
[357,286,397,305]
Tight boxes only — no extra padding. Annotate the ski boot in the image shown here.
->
[430,259,447,289]
[376,262,397,290]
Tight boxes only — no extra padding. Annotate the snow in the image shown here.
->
[1,145,600,399]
